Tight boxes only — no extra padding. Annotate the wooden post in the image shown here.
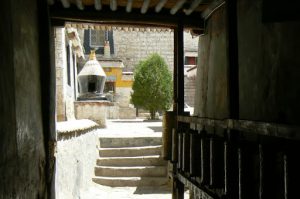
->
[190,130,201,177]
[183,131,190,173]
[172,178,184,199]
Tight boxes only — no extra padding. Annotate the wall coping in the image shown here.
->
[57,119,99,140]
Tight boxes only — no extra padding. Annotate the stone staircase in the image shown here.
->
[92,136,168,187]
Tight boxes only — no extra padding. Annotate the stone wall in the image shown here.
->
[113,30,174,71]
[0,0,47,198]
[55,120,100,199]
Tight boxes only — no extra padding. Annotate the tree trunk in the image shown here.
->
[150,110,156,120]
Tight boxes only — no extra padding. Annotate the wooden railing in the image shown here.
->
[170,115,300,199]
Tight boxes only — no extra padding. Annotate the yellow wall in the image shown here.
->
[104,67,133,88]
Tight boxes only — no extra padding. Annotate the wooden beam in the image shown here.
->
[226,0,239,119]
[176,23,184,115]
[126,0,133,13]
[155,0,168,13]
[48,0,54,5]
[95,0,102,10]
[141,0,151,14]
[60,0,70,8]
[177,116,300,140]
[110,0,117,11]
[75,0,84,10]
[184,0,204,15]
[170,0,186,15]
[50,4,204,30]
[201,0,225,19]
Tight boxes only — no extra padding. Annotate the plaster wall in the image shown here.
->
[0,0,47,198]
[55,128,99,199]
[74,101,110,127]
[55,28,67,121]
[55,27,77,121]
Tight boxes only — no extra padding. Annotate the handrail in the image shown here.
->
[178,115,300,140]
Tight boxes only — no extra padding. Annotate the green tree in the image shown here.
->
[131,53,173,119]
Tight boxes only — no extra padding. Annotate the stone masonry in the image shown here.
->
[113,30,174,72]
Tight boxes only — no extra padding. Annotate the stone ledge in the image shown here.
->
[57,119,99,140]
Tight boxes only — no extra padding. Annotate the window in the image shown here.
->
[90,30,105,47]
[184,56,197,66]
[66,45,71,86]
[104,82,115,93]
[88,82,96,92]
[104,68,112,72]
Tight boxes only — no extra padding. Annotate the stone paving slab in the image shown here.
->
[81,184,189,199]
[97,119,163,138]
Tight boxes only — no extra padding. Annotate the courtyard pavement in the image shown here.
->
[81,119,189,199]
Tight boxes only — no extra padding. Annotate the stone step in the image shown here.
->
[99,145,162,157]
[95,166,167,177]
[92,176,168,187]
[99,137,162,148]
[97,155,166,166]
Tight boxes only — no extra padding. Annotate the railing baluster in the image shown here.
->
[200,130,210,185]
[183,131,190,173]
[190,130,201,177]
[209,135,224,188]
[172,128,178,163]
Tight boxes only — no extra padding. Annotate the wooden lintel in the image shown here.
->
[49,4,204,30]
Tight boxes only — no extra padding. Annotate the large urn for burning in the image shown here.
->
[77,51,107,100]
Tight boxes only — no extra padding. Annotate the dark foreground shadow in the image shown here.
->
[134,185,171,195]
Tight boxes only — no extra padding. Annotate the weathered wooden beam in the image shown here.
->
[155,0,168,13]
[178,132,183,170]
[48,0,54,5]
[50,4,204,30]
[224,130,239,198]
[126,0,133,13]
[226,0,239,119]
[60,0,70,8]
[141,0,151,14]
[201,0,225,19]
[172,177,185,199]
[190,130,201,176]
[177,116,300,140]
[209,136,224,188]
[95,0,102,10]
[183,132,190,173]
[170,0,186,15]
[176,23,184,115]
[75,0,84,10]
[200,135,210,185]
[177,173,215,199]
[172,128,178,163]
[110,0,117,11]
[184,0,204,15]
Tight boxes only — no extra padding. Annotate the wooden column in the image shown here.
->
[172,22,185,199]
[173,23,184,115]
[38,0,57,198]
